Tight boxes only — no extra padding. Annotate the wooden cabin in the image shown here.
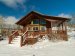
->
[8,11,70,47]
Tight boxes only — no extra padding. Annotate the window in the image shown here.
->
[33,27,38,31]
[33,19,39,24]
[40,19,46,24]
[41,26,46,32]
[33,19,46,24]
[28,27,31,31]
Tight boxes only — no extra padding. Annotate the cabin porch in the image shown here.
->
[19,20,68,46]
[8,22,68,47]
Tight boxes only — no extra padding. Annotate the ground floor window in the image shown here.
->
[41,26,46,32]
[28,27,31,31]
[27,26,32,31]
[33,27,38,31]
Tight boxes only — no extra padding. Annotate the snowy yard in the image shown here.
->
[0,38,75,56]
[0,30,75,56]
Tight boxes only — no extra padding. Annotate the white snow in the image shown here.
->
[0,29,75,56]
[8,36,21,47]
[0,38,75,56]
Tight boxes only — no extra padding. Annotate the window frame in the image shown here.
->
[41,26,46,32]
[33,27,39,31]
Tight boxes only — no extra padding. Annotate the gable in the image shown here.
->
[16,11,70,26]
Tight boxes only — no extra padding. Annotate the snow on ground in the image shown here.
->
[0,31,75,56]
[0,38,75,56]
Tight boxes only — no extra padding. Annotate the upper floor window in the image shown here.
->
[33,19,46,24]
[33,19,39,24]
[40,19,46,24]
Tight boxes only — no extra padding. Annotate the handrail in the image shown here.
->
[20,30,28,47]
[10,30,18,36]
[8,30,19,44]
[22,30,28,42]
[22,30,28,36]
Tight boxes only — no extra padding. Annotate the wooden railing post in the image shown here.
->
[20,36,23,47]
[20,30,28,47]
[62,31,68,41]
[8,30,19,44]
[8,37,12,44]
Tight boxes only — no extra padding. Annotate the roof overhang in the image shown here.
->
[16,11,70,26]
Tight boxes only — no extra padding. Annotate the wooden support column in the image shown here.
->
[57,24,60,34]
[61,23,64,31]
[63,22,68,41]
[46,21,52,34]
[23,26,26,33]
[39,18,41,36]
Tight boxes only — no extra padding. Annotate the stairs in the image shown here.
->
[9,36,21,47]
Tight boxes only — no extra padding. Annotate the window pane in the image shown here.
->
[40,19,46,24]
[28,27,31,30]
[33,19,46,24]
[41,26,46,31]
[33,27,38,31]
[33,19,39,24]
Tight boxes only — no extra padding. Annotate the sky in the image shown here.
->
[0,0,75,24]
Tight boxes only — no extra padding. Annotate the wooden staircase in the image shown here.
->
[8,30,29,47]
[9,36,21,47]
[8,30,19,44]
